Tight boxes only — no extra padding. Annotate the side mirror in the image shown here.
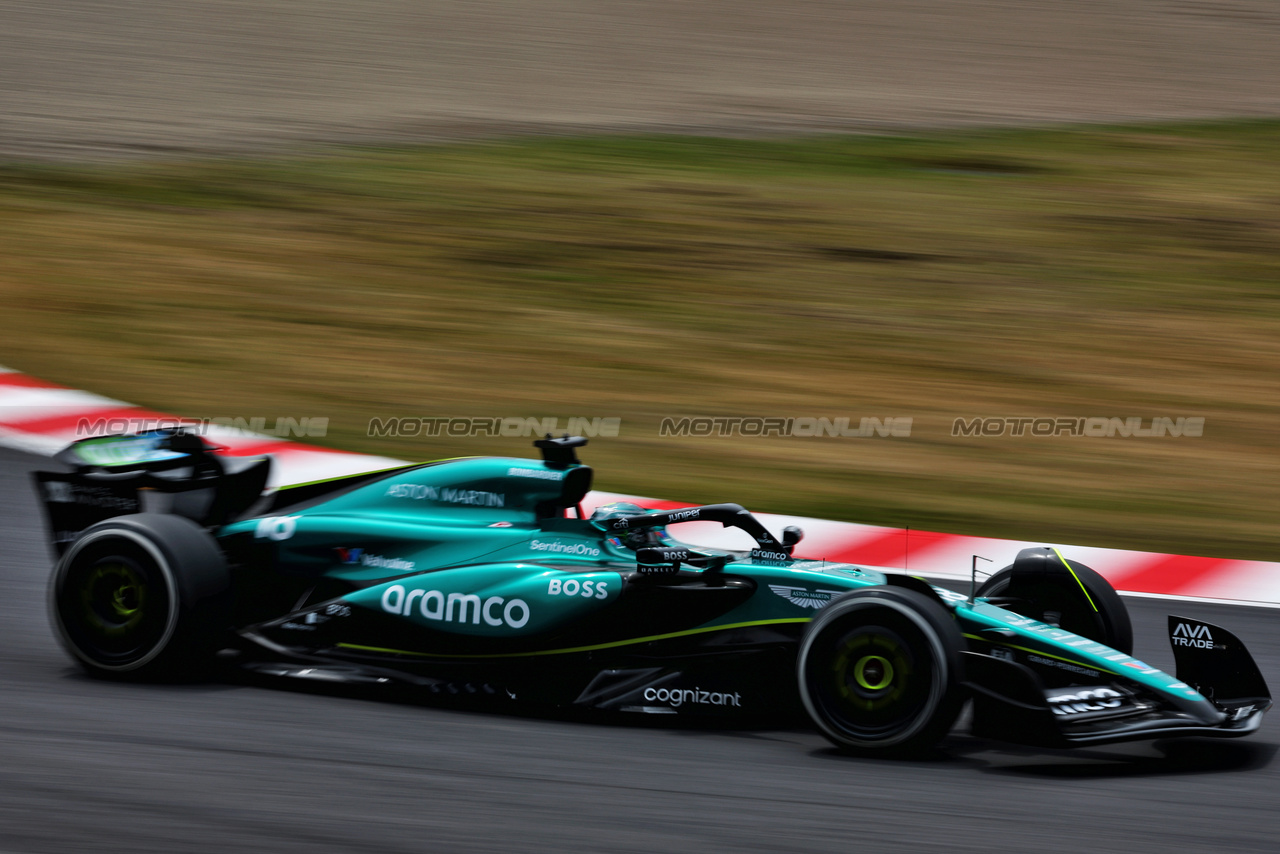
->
[782,526,804,547]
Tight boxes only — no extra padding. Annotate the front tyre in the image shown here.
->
[797,587,965,755]
[49,514,230,680]
[975,550,1133,655]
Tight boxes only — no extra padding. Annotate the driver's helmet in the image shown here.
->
[589,501,646,528]
[589,501,663,548]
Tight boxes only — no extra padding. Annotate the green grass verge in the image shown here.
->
[3,121,1279,560]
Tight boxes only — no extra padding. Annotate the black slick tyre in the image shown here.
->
[976,552,1133,655]
[48,513,230,680]
[797,586,965,755]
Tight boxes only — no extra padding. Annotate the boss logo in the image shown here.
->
[547,578,610,599]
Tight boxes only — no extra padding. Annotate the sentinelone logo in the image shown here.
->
[952,417,1205,438]
[659,417,912,438]
[530,539,601,557]
[368,417,620,438]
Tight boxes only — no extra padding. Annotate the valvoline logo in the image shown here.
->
[335,547,364,565]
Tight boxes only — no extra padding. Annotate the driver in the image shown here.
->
[588,502,670,550]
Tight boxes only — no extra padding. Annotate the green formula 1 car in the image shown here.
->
[35,431,1271,754]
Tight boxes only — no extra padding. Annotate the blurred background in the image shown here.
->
[3,5,1280,854]
[2,0,1279,559]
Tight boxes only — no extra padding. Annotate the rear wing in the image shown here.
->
[33,429,270,555]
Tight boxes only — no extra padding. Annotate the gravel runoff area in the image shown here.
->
[2,0,1279,159]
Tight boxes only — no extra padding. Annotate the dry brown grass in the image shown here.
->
[3,124,1280,559]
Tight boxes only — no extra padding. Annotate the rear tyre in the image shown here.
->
[49,513,230,680]
[976,554,1132,655]
[797,587,965,755]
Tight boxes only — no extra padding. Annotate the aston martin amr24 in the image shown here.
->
[36,431,1271,754]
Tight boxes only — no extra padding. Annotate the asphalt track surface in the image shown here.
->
[3,1,1279,159]
[0,445,1277,853]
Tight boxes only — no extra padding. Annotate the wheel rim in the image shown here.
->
[54,536,173,668]
[803,606,942,746]
[853,653,895,691]
[80,561,147,636]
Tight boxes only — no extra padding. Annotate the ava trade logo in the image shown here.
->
[1172,622,1215,649]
